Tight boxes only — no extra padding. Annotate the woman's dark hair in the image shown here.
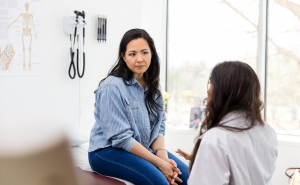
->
[98,28,162,121]
[189,61,264,171]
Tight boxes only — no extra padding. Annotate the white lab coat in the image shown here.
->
[188,111,278,185]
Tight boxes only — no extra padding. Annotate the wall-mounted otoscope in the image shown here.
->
[73,10,85,44]
[74,10,85,18]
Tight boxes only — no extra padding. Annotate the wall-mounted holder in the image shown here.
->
[97,15,107,43]
[63,16,86,35]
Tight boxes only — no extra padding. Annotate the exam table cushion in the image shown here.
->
[76,167,126,185]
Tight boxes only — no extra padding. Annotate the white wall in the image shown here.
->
[0,0,167,138]
[0,0,144,130]
[0,0,168,148]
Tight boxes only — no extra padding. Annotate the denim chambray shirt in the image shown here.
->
[88,76,166,153]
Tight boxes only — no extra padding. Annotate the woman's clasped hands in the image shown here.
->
[156,153,183,185]
[158,158,182,185]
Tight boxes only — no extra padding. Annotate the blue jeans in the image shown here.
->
[88,147,189,185]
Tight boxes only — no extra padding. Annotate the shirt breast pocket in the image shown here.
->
[125,98,139,123]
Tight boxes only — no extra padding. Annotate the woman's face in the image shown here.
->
[122,38,152,79]
[207,82,213,104]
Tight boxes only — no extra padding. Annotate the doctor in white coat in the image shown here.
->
[177,61,278,185]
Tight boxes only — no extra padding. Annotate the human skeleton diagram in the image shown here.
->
[7,2,38,71]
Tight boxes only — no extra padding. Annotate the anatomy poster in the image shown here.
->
[0,0,42,76]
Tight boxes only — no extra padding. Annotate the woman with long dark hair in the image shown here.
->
[88,29,189,185]
[177,61,277,185]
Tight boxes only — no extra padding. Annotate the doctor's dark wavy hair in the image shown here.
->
[98,28,162,121]
[189,61,264,172]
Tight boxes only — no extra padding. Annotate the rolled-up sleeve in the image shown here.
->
[97,84,137,151]
[158,110,166,137]
[158,88,166,137]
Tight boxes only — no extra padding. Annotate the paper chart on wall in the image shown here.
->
[0,0,42,76]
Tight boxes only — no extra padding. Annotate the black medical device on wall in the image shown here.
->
[63,10,86,79]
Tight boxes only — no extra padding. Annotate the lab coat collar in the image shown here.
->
[219,111,246,126]
[199,111,247,140]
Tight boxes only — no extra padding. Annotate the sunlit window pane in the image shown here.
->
[167,0,258,129]
[267,0,300,135]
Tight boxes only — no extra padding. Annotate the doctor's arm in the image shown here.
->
[188,139,230,185]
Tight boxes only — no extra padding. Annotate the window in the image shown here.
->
[167,0,259,129]
[167,0,300,134]
[266,0,300,135]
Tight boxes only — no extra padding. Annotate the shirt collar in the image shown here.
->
[198,111,247,140]
[219,111,246,125]
[144,85,149,92]
[129,76,149,92]
[126,76,138,85]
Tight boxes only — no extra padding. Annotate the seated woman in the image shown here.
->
[88,28,189,185]
[177,61,278,185]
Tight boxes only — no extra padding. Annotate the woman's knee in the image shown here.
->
[88,149,168,185]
